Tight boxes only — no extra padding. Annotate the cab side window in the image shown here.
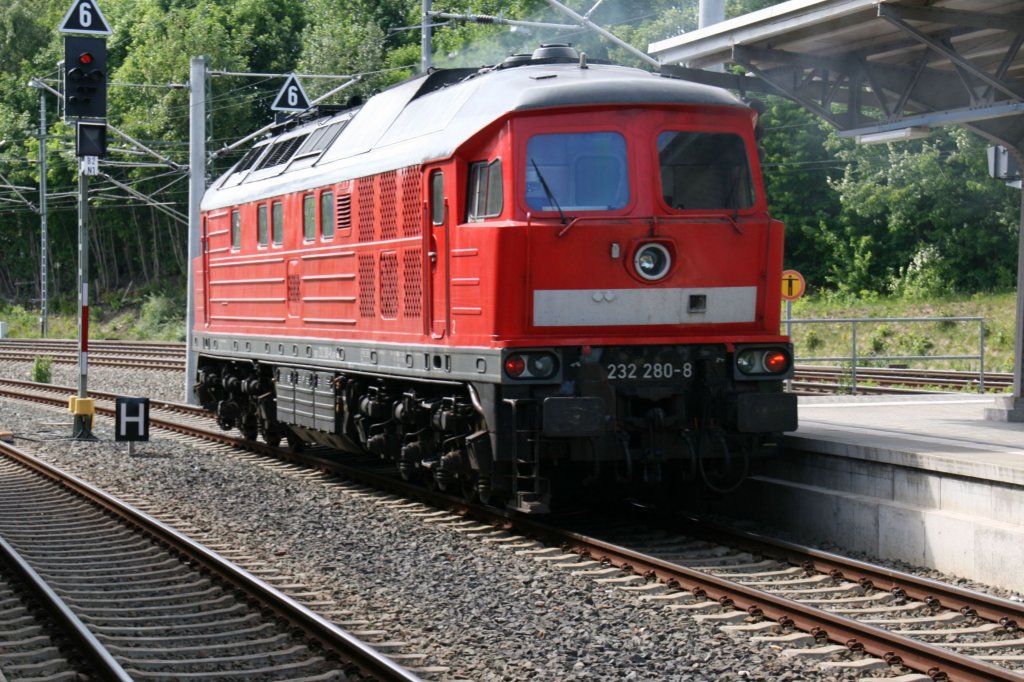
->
[272,201,283,245]
[430,171,444,225]
[231,209,241,250]
[303,194,315,241]
[320,190,335,239]
[467,159,502,222]
[257,204,268,247]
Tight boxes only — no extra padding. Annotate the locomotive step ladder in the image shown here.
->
[503,398,551,514]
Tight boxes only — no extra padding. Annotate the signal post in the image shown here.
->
[60,0,111,438]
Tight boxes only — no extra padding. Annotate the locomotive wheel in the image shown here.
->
[398,462,420,483]
[240,413,258,441]
[475,475,510,509]
[285,430,305,452]
[260,421,282,447]
[433,467,454,493]
[423,470,439,492]
[459,472,479,504]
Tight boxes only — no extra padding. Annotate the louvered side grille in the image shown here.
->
[380,252,399,319]
[356,176,375,242]
[402,248,422,319]
[336,193,352,232]
[380,171,398,241]
[358,254,376,318]
[400,166,422,238]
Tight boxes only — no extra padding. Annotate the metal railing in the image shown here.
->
[783,316,985,394]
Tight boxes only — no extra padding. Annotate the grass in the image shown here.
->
[783,291,1016,374]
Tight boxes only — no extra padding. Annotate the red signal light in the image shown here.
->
[764,351,789,374]
[79,52,94,65]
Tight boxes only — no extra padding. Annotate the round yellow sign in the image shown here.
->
[781,269,806,300]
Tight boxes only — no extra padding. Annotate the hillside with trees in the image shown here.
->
[0,0,1018,322]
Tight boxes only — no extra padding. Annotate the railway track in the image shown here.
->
[0,339,185,354]
[0,438,421,681]
[0,338,185,371]
[2,376,1021,680]
[538,511,1024,682]
[793,364,1009,395]
[0,339,1012,394]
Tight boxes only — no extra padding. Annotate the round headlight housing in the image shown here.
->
[736,350,759,375]
[634,243,672,281]
[527,353,558,379]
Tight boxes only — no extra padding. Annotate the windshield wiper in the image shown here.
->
[531,159,568,225]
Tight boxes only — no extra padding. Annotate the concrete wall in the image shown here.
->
[722,446,1024,593]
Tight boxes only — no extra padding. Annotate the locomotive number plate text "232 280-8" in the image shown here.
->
[605,361,694,381]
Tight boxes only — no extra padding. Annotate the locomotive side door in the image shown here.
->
[428,169,450,339]
[200,215,210,326]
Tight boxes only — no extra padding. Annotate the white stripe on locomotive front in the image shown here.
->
[532,286,756,326]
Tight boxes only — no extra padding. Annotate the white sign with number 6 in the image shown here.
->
[59,0,112,35]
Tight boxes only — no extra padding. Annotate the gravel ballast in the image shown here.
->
[0,360,979,680]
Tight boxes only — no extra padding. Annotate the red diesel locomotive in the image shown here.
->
[193,45,796,513]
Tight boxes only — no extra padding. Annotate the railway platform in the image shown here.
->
[725,394,1024,593]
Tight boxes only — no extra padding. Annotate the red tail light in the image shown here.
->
[504,355,526,377]
[764,351,789,374]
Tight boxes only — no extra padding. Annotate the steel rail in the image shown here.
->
[0,533,132,681]
[0,339,184,350]
[0,351,185,369]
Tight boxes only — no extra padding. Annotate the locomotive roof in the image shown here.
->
[203,61,749,211]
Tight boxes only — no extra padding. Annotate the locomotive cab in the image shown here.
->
[449,95,796,510]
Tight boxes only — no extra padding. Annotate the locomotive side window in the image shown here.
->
[303,194,315,242]
[525,132,628,212]
[467,159,503,222]
[257,204,269,247]
[430,171,444,225]
[658,132,754,210]
[272,201,284,246]
[321,191,335,239]
[231,209,241,251]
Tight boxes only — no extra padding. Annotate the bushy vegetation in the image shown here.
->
[31,355,52,383]
[0,286,184,341]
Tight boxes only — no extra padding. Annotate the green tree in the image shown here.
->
[758,98,843,286]
[826,127,1019,295]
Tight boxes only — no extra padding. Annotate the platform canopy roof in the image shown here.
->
[648,0,1024,151]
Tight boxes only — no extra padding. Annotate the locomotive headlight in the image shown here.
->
[527,353,558,379]
[736,350,759,374]
[634,243,671,281]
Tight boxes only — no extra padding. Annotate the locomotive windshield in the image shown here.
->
[525,132,629,212]
[658,132,754,210]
